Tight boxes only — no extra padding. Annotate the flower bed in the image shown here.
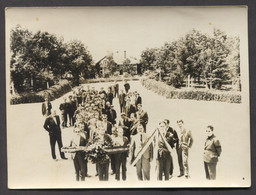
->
[141,78,241,103]
[10,80,72,105]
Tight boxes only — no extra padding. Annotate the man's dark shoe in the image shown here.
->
[177,174,184,177]
[61,157,68,160]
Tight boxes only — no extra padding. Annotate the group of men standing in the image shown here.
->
[41,80,222,182]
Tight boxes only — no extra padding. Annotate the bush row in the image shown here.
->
[82,77,140,84]
[10,80,72,105]
[141,78,241,104]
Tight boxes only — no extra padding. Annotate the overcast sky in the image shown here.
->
[6,6,247,63]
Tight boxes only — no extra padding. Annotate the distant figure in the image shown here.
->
[59,97,69,128]
[114,81,119,98]
[42,97,52,117]
[124,80,130,94]
[119,89,126,113]
[203,125,222,180]
[177,120,193,179]
[136,104,148,132]
[43,110,67,160]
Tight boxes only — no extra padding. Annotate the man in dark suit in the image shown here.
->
[129,124,153,180]
[119,90,126,113]
[203,125,222,180]
[106,88,114,105]
[102,114,112,135]
[118,113,132,142]
[59,97,69,128]
[43,110,67,160]
[135,92,142,108]
[42,97,52,117]
[109,105,117,125]
[157,121,174,180]
[136,104,148,132]
[114,81,119,98]
[124,80,130,94]
[164,119,178,177]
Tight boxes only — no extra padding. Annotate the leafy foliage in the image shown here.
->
[10,25,95,93]
[140,29,240,90]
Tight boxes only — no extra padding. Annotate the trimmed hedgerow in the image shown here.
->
[10,80,72,105]
[141,78,241,104]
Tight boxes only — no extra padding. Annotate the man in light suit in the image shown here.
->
[177,120,193,179]
[129,124,153,181]
[43,110,67,160]
[203,125,222,180]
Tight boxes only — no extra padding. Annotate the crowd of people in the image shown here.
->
[42,80,222,182]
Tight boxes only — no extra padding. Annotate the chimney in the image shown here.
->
[124,51,126,59]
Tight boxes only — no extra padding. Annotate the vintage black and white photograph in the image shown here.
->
[6,6,250,188]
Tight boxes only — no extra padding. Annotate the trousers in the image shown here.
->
[204,161,217,180]
[158,153,172,180]
[176,147,184,175]
[97,159,109,181]
[114,153,127,181]
[73,152,86,181]
[49,133,65,159]
[136,156,150,181]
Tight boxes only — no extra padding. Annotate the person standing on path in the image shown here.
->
[69,124,88,181]
[203,125,222,180]
[129,124,153,181]
[136,104,148,132]
[42,96,52,117]
[43,110,67,161]
[177,120,193,179]
[124,80,130,94]
[164,119,178,178]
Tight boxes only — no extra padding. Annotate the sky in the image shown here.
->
[5,6,247,63]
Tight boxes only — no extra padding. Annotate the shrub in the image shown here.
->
[141,78,241,104]
[10,80,72,104]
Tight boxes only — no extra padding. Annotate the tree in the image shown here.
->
[65,40,93,86]
[140,48,159,72]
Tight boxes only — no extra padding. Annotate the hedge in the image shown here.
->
[10,80,72,105]
[141,78,241,104]
[81,77,139,84]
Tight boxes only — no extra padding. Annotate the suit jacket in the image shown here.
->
[136,96,142,106]
[158,132,173,159]
[42,102,52,116]
[167,127,179,148]
[119,93,126,105]
[130,133,153,161]
[180,129,193,149]
[203,135,222,163]
[136,111,148,126]
[43,115,61,135]
[59,102,69,114]
[124,83,130,91]
[102,121,112,135]
[109,109,117,124]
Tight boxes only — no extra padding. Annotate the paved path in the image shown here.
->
[7,80,250,188]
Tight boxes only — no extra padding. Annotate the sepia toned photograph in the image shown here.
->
[5,6,250,188]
